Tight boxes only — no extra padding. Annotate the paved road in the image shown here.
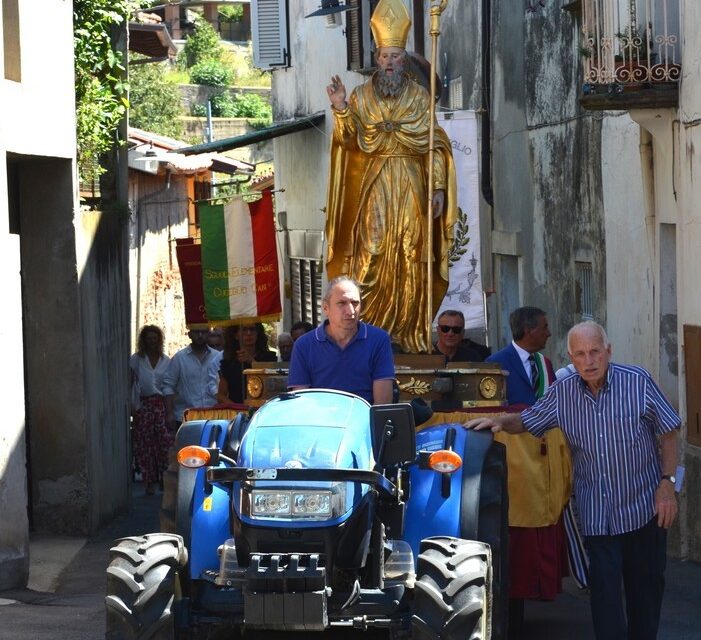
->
[1,484,699,639]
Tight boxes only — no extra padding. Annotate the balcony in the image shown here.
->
[579,0,680,110]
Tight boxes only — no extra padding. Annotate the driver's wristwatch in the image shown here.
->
[661,474,676,485]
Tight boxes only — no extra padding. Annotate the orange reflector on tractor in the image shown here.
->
[428,450,463,474]
[177,446,211,469]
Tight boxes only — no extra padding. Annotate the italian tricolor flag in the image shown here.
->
[199,191,281,324]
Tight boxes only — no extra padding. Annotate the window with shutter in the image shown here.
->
[346,0,379,71]
[290,258,323,326]
[251,0,290,69]
[346,1,426,72]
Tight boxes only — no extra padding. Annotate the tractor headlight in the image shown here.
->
[247,487,343,520]
[292,491,332,516]
[251,491,291,516]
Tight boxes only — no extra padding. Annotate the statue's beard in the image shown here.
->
[375,68,406,98]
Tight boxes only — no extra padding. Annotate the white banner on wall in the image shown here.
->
[435,111,485,330]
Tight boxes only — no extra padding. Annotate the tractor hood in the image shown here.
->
[238,389,374,472]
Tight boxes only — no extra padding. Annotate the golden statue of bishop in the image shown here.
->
[324,0,458,354]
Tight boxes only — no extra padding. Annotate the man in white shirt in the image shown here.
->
[163,328,220,429]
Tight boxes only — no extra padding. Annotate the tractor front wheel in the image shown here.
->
[412,536,491,640]
[105,533,188,639]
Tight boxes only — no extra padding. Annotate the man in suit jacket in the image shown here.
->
[487,307,572,634]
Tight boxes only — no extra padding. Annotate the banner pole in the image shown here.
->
[426,0,448,352]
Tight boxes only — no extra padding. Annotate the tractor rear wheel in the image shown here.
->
[412,536,491,640]
[105,533,188,639]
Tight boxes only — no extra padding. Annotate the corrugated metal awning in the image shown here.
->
[178,112,326,155]
[128,128,255,176]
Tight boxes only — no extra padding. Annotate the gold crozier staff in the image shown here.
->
[426,0,450,343]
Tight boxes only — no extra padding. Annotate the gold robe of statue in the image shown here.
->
[325,75,458,354]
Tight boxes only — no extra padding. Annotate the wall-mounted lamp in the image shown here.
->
[305,1,357,28]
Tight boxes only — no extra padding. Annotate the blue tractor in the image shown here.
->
[105,389,508,639]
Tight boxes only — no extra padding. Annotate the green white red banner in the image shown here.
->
[199,191,281,324]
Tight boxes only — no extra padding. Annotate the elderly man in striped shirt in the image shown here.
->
[468,320,680,640]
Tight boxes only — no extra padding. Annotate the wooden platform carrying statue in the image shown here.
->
[324,0,458,354]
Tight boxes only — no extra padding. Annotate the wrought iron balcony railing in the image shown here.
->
[580,0,680,108]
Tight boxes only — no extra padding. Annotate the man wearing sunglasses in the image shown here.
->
[432,310,484,364]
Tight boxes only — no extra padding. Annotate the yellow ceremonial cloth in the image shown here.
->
[417,410,572,528]
[183,406,244,421]
[494,429,571,527]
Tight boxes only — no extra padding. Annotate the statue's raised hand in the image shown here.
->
[327,75,347,111]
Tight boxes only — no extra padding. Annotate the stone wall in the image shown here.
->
[180,117,273,165]
[178,84,270,114]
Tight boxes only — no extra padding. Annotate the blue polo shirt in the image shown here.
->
[287,321,395,404]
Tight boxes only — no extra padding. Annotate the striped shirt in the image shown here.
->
[521,363,680,536]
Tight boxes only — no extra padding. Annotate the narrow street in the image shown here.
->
[0,483,699,640]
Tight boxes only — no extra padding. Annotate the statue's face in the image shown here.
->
[376,47,406,75]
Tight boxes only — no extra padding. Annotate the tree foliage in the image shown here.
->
[190,60,233,87]
[182,16,222,68]
[231,93,272,120]
[219,5,244,23]
[74,0,139,181]
[129,58,183,139]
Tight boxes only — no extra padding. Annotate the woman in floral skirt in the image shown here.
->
[129,325,171,494]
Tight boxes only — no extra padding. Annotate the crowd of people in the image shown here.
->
[128,320,313,494]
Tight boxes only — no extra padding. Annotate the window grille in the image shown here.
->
[575,261,594,320]
[290,258,322,326]
[449,76,463,110]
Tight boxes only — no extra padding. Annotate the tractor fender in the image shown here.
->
[173,419,235,579]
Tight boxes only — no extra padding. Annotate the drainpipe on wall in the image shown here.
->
[480,0,494,347]
[480,0,493,207]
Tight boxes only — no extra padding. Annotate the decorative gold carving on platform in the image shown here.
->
[247,375,263,399]
[479,376,498,399]
[462,400,504,408]
[397,377,431,395]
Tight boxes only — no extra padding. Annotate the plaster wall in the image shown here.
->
[0,0,76,587]
[600,113,655,368]
[1,1,75,158]
[440,1,481,108]
[0,226,28,589]
[76,205,132,531]
[19,159,91,534]
[271,3,347,235]
[479,0,607,365]
[128,174,191,354]
[672,0,701,560]
[596,0,701,560]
